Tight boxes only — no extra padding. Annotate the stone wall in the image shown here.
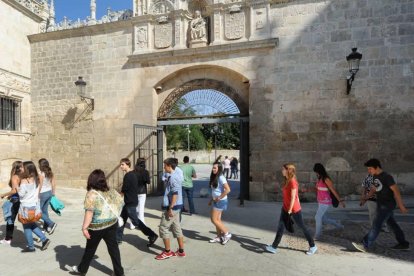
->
[28,0,414,200]
[249,0,414,200]
[0,0,44,186]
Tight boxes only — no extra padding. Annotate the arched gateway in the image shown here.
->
[134,66,250,202]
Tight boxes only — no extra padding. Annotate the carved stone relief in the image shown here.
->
[255,8,266,30]
[135,26,148,50]
[149,0,174,14]
[224,9,245,40]
[0,71,30,94]
[154,22,172,49]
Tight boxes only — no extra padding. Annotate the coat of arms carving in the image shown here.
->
[154,23,172,49]
[224,11,245,40]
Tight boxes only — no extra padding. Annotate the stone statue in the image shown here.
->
[190,10,206,41]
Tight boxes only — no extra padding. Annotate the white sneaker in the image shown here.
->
[306,245,318,255]
[0,239,11,245]
[221,233,232,245]
[130,224,136,230]
[71,266,80,273]
[209,236,221,243]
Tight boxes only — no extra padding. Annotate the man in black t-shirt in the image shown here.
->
[116,158,158,247]
[352,159,409,252]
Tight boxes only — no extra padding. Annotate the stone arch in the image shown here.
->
[154,65,250,118]
[158,79,247,118]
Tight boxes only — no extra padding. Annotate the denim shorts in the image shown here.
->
[213,199,228,211]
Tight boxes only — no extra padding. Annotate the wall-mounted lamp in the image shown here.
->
[74,76,94,110]
[346,48,362,94]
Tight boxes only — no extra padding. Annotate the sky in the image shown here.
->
[54,0,132,22]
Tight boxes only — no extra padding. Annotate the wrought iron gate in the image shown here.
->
[133,124,164,195]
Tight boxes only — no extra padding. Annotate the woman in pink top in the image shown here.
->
[313,163,345,239]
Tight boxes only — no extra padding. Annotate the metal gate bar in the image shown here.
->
[133,124,163,195]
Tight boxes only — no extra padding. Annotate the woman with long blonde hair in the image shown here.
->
[265,163,317,255]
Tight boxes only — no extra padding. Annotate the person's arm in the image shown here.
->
[390,184,408,214]
[167,175,179,217]
[191,167,197,179]
[144,170,150,185]
[1,175,19,198]
[325,178,345,208]
[51,175,56,195]
[365,186,376,199]
[167,194,178,218]
[287,187,296,214]
[360,188,367,206]
[120,173,133,197]
[81,210,93,239]
[38,173,44,196]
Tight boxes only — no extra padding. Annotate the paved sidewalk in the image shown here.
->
[0,187,413,276]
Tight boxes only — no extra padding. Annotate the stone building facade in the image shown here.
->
[0,0,48,185]
[3,0,414,200]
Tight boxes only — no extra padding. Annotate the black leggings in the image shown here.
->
[271,209,315,248]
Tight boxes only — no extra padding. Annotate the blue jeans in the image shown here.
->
[116,205,157,242]
[182,187,195,213]
[40,191,55,229]
[314,203,343,238]
[362,203,408,248]
[23,223,47,249]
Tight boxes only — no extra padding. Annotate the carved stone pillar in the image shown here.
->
[209,5,223,45]
[172,10,187,49]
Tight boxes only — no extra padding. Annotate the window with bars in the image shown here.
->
[0,96,21,131]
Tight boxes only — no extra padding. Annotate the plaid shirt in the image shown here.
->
[361,174,376,200]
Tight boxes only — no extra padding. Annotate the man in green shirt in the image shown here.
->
[180,156,197,214]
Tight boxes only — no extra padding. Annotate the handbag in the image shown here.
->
[282,210,294,233]
[18,204,42,224]
[329,190,339,208]
[92,190,124,227]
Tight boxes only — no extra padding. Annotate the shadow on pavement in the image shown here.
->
[55,244,112,275]
[121,233,162,254]
[182,228,210,242]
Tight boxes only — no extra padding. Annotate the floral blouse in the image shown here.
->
[84,188,124,230]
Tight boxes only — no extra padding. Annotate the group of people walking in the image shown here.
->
[1,159,57,252]
[1,156,410,275]
[265,159,410,255]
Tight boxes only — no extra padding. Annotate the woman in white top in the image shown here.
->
[18,161,50,252]
[38,158,57,234]
[208,161,232,245]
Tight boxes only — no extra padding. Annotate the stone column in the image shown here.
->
[172,10,187,49]
[209,5,223,45]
